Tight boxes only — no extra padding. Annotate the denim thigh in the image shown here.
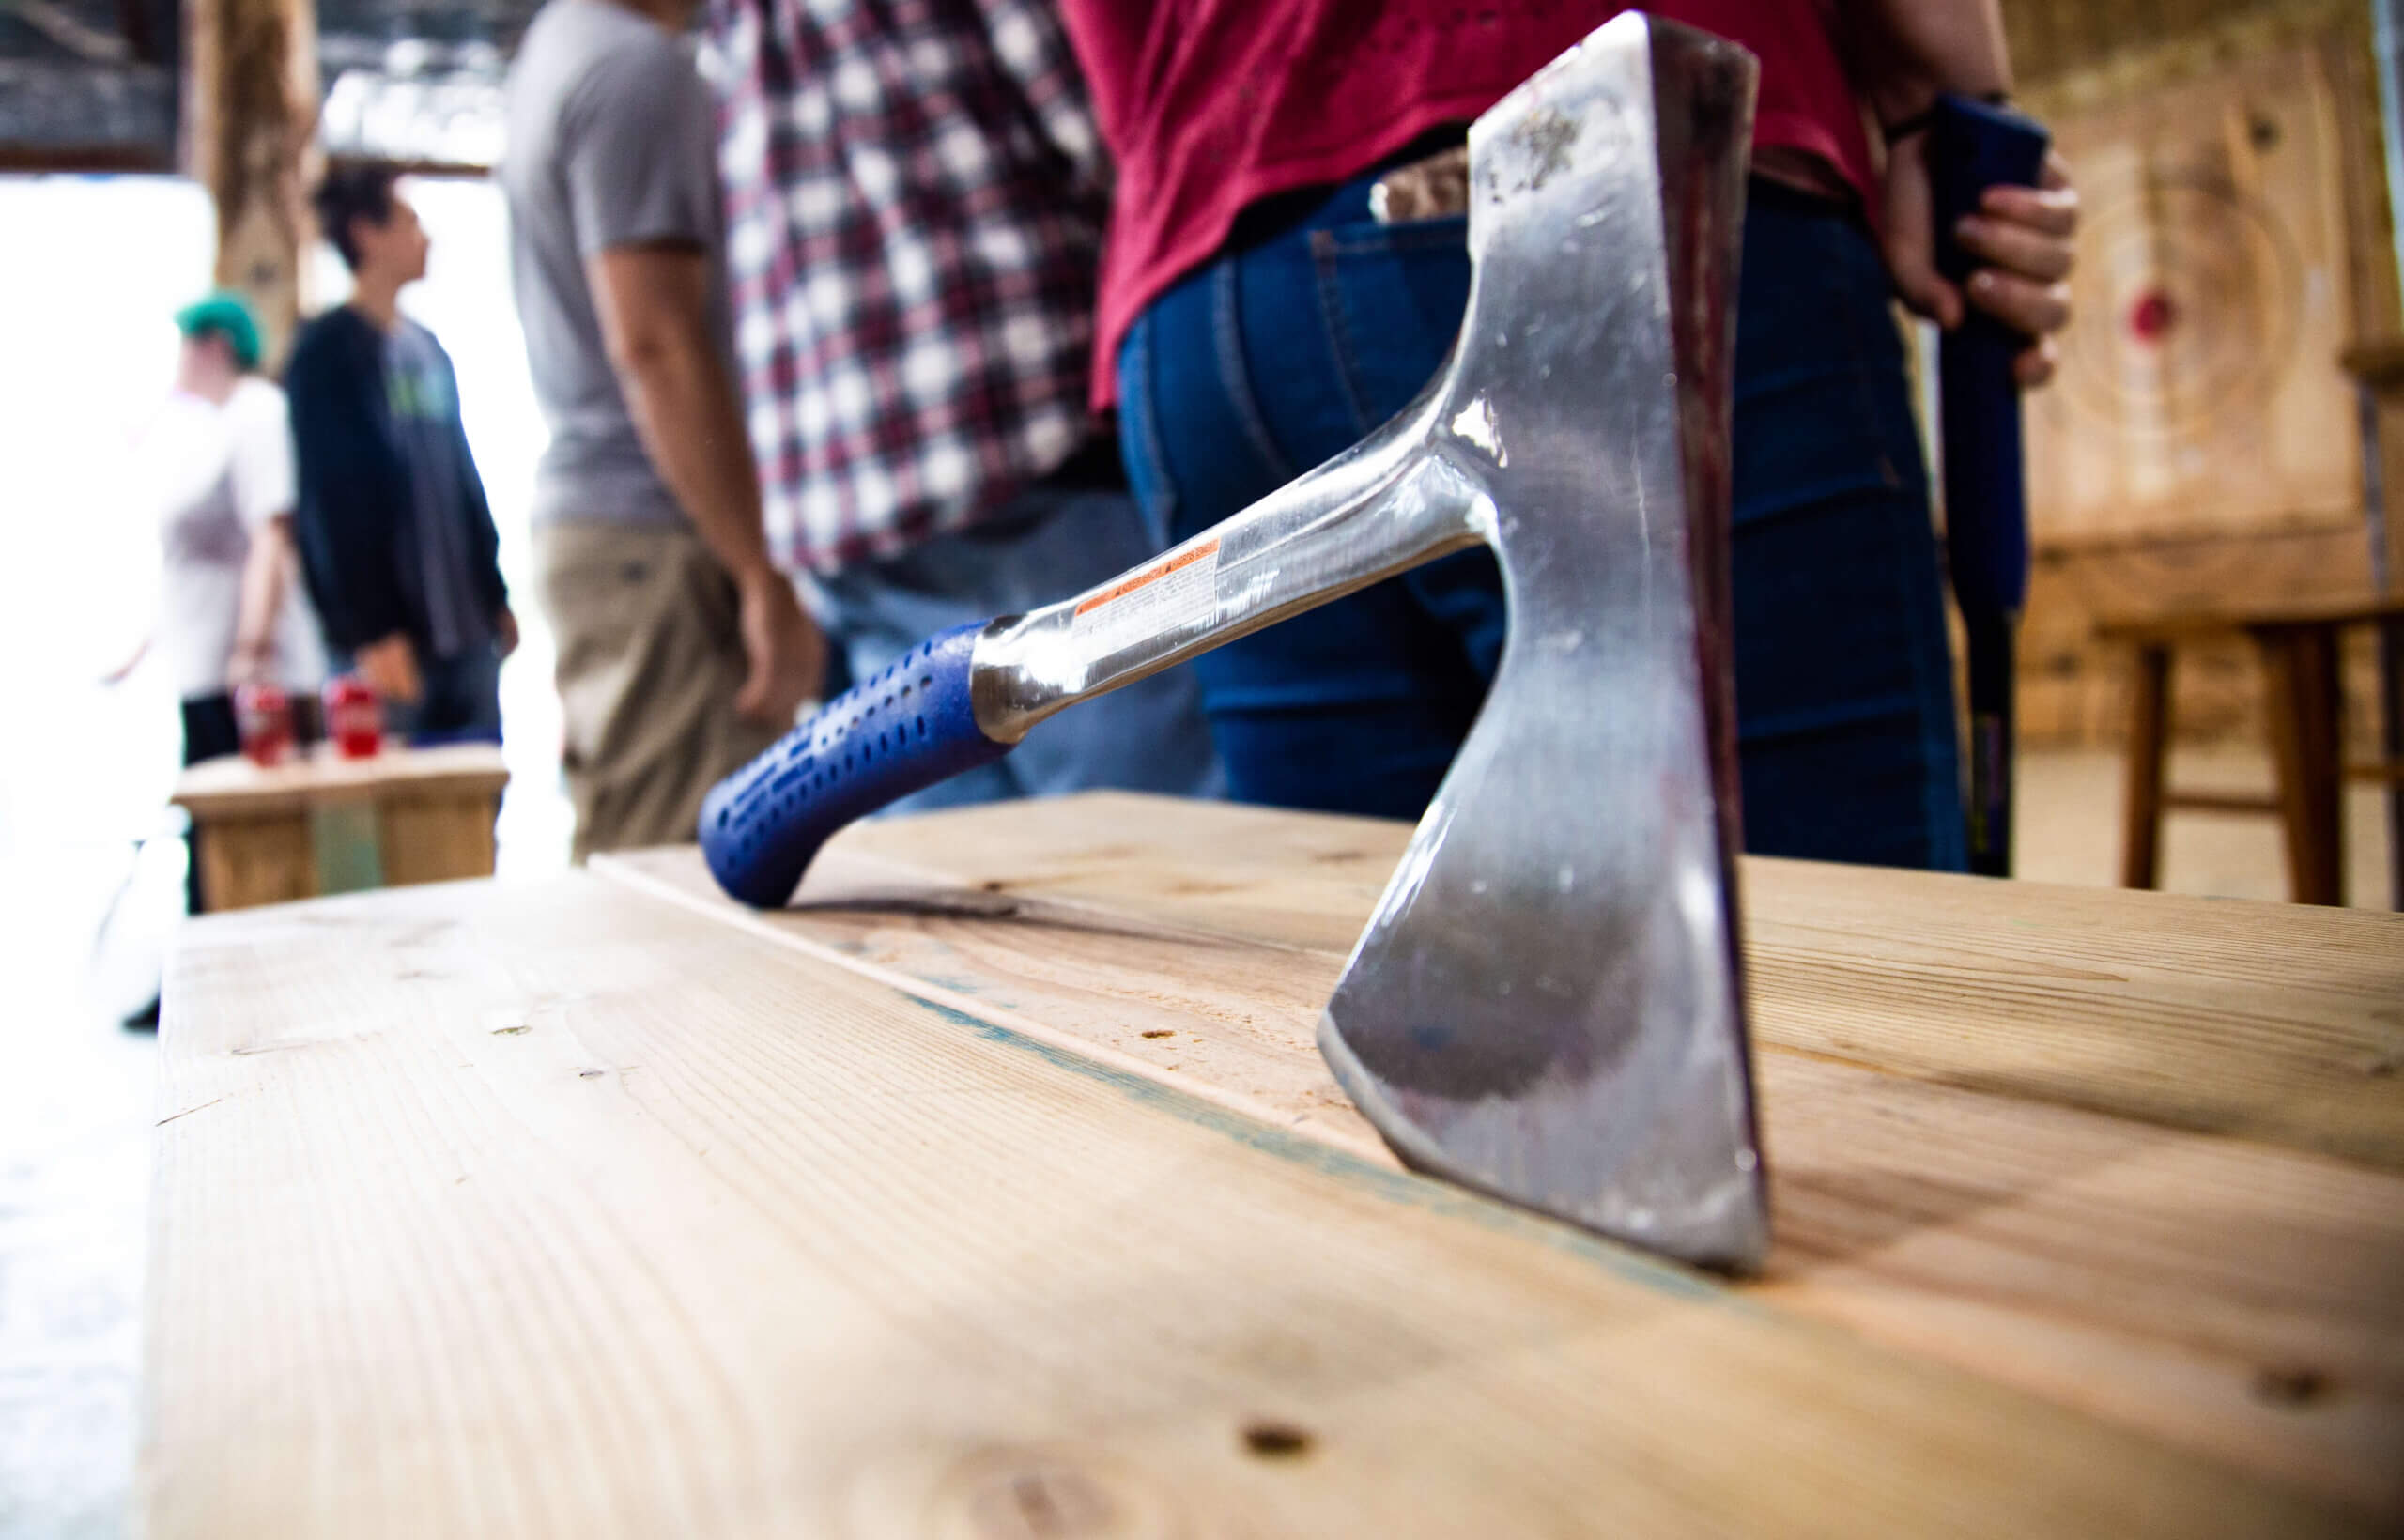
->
[1120,177,1965,869]
[1118,176,1502,820]
[808,481,1224,812]
[1728,190,1965,870]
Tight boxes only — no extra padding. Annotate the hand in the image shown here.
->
[1882,140,2080,388]
[356,632,424,705]
[733,570,825,727]
[494,607,521,661]
[100,636,149,686]
[226,637,272,689]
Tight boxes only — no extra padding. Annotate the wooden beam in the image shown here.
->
[0,143,174,173]
[183,0,317,367]
[2162,789,2283,813]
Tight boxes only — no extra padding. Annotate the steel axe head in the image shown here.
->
[1315,14,1767,1272]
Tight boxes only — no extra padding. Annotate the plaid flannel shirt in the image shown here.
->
[709,0,1112,575]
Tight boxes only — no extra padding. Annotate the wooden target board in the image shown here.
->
[2026,41,2362,547]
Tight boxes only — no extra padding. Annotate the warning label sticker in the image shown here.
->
[1071,538,1220,658]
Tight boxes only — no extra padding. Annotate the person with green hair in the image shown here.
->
[108,288,327,915]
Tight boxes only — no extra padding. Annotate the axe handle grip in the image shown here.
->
[1929,93,2049,878]
[699,622,1012,907]
[1931,93,2049,621]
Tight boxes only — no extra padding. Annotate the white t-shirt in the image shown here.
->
[138,377,327,698]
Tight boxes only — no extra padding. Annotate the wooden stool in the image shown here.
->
[2098,593,2404,906]
[171,741,511,913]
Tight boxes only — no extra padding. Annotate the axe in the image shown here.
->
[1929,95,2052,876]
[701,13,1769,1274]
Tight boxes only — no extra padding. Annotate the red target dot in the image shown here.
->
[2127,289,2177,343]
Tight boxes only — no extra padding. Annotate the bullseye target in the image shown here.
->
[2055,169,2304,441]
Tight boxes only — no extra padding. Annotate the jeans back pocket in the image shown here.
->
[1307,215,1472,439]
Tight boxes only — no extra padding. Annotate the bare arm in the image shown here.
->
[228,515,296,686]
[588,242,823,722]
[1839,0,2078,384]
[1839,0,2012,128]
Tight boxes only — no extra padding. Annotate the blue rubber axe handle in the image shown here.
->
[1930,94,2049,877]
[699,623,1012,907]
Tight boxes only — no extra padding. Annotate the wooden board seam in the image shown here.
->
[598,853,1390,1165]
[605,848,2404,1174]
[584,860,1760,1313]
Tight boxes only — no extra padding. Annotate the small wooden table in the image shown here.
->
[169,742,509,912]
[148,794,2403,1535]
[2097,593,2404,906]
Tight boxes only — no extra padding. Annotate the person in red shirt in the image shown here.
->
[1056,0,2076,870]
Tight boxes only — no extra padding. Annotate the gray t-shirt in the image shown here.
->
[501,0,728,528]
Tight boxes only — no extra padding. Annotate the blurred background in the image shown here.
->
[0,172,573,1538]
[3,0,2401,1533]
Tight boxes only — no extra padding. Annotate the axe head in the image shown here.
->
[1317,14,1767,1272]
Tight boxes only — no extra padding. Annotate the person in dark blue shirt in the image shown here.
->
[286,162,516,742]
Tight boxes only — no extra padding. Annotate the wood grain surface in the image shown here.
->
[645,793,2404,1167]
[190,811,316,915]
[2022,38,2365,547]
[594,794,2404,1517]
[153,870,2380,1537]
[379,793,502,889]
[172,743,509,820]
[174,744,505,911]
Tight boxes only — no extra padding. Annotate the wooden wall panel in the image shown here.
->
[2006,0,2360,107]
[2000,0,2397,746]
[2022,38,2362,544]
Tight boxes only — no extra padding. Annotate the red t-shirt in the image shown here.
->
[1058,0,1872,406]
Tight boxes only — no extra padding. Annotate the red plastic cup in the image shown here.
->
[234,682,292,767]
[323,674,383,760]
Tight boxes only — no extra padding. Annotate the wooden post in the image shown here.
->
[183,0,317,369]
[2342,337,2404,907]
[2119,643,2173,888]
[2257,623,2350,904]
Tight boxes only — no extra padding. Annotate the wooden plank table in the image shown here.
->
[150,794,2404,1535]
[169,742,509,912]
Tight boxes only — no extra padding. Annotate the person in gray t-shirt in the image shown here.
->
[502,0,823,857]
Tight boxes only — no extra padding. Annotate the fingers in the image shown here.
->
[2012,336,2059,390]
[1883,219,1963,329]
[393,647,424,703]
[1891,259,1964,330]
[1952,212,2073,284]
[1963,151,2077,329]
[1978,181,2078,239]
[1967,266,2073,339]
[1880,137,1965,329]
[732,667,770,723]
[731,642,812,726]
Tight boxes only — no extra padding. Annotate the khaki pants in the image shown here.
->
[535,522,780,861]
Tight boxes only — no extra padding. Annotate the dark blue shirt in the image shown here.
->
[285,304,507,658]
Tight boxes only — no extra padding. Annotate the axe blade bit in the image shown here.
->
[1316,16,1767,1273]
[700,13,1765,1270]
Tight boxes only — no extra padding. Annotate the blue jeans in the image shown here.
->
[806,476,1224,812]
[1117,174,1965,870]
